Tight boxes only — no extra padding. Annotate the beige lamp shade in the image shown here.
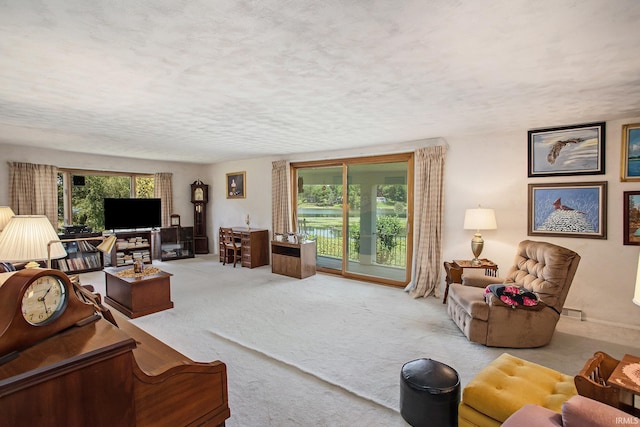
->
[463,207,497,266]
[0,215,66,264]
[634,253,640,307]
[463,208,497,231]
[0,206,15,231]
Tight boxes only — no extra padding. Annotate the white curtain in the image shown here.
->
[8,162,59,228]
[154,173,173,228]
[272,160,291,234]
[409,146,447,298]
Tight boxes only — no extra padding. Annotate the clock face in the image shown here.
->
[194,187,204,201]
[21,275,67,326]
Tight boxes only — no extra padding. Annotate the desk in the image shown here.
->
[104,266,174,318]
[443,258,498,303]
[607,354,640,414]
[219,228,269,268]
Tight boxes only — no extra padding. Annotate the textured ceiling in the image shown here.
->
[1,0,639,164]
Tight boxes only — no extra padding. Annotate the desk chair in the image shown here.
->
[220,227,241,267]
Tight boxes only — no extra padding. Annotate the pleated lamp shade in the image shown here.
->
[0,215,66,264]
[0,206,15,231]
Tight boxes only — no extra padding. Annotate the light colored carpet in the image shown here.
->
[81,256,640,427]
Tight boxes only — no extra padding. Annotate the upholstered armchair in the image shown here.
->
[447,240,580,348]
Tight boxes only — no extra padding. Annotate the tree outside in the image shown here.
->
[58,172,156,232]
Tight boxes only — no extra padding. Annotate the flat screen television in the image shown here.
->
[104,198,162,230]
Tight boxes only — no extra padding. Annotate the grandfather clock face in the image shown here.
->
[191,182,208,204]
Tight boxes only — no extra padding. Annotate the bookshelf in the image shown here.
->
[54,232,105,273]
[109,231,153,267]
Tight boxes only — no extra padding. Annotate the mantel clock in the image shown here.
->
[0,268,98,360]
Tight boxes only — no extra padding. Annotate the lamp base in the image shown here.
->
[470,233,484,266]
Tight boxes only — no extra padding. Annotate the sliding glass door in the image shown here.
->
[345,162,409,282]
[296,166,344,271]
[294,154,413,286]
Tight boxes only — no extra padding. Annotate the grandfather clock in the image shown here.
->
[191,180,209,254]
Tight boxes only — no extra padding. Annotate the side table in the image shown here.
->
[443,259,498,303]
[607,353,640,415]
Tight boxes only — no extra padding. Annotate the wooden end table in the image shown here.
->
[607,353,640,415]
[104,266,174,318]
[443,259,498,303]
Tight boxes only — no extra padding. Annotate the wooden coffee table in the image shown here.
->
[104,266,174,318]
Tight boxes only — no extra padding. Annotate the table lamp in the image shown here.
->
[0,215,67,268]
[0,206,15,232]
[463,207,497,266]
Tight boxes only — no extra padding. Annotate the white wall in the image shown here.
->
[206,157,273,240]
[3,116,640,329]
[443,117,640,329]
[206,119,640,330]
[0,143,209,227]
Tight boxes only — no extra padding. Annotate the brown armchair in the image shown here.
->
[446,240,580,348]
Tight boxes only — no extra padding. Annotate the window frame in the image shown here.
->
[58,168,154,228]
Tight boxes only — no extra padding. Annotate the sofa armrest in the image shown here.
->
[562,395,635,427]
[502,404,562,427]
[462,275,504,288]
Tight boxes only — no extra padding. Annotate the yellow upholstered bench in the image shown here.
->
[459,353,577,427]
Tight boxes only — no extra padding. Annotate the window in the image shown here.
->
[293,153,413,286]
[58,170,154,232]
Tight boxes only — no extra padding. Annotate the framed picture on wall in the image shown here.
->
[527,122,606,177]
[226,171,246,199]
[624,191,640,245]
[620,123,640,181]
[528,181,607,239]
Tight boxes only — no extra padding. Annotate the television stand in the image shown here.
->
[107,230,153,267]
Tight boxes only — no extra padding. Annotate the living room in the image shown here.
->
[2,119,640,330]
[1,1,640,425]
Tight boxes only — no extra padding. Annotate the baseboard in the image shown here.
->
[578,315,640,332]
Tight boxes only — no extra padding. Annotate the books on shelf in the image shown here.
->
[116,249,151,266]
[116,237,150,250]
[55,233,104,273]
[56,252,102,272]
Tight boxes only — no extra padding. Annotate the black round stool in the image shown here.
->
[400,358,460,427]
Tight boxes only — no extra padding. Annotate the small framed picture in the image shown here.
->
[623,191,640,245]
[528,182,607,239]
[226,171,246,199]
[620,123,640,181]
[528,122,606,177]
[170,214,180,227]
